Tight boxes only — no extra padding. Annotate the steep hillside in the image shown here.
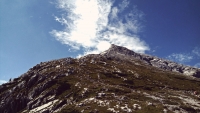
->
[0,45,200,113]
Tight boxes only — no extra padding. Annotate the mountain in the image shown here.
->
[0,44,200,113]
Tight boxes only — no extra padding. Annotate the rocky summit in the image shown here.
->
[1,44,200,113]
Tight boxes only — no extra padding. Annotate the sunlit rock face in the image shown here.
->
[0,45,200,113]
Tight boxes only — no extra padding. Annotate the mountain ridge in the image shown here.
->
[100,44,200,77]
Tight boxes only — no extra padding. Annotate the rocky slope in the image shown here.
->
[102,44,200,77]
[0,44,200,113]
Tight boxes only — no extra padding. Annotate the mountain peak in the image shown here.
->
[109,44,128,50]
[100,44,137,57]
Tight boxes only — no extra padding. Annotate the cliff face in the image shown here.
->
[0,45,200,113]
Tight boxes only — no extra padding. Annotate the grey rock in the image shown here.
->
[100,44,200,77]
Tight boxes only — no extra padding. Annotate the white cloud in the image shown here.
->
[119,0,129,11]
[51,0,149,56]
[0,80,7,85]
[192,47,200,57]
[111,7,118,19]
[167,53,193,63]
[194,63,200,68]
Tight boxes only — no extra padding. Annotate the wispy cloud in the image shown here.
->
[192,47,200,57]
[0,80,7,85]
[51,0,149,56]
[194,63,200,68]
[166,47,200,66]
[192,47,200,68]
[167,53,193,63]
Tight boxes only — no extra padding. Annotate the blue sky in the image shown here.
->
[0,0,200,84]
